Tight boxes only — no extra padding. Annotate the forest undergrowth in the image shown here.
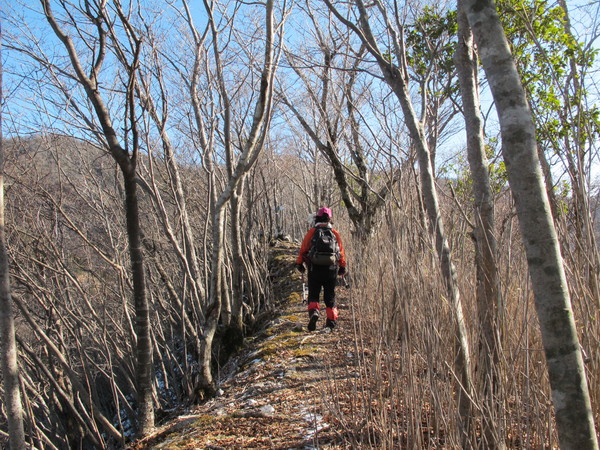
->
[126,231,576,449]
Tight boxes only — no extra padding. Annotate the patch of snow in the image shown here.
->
[299,406,328,441]
[259,404,275,415]
[213,407,227,416]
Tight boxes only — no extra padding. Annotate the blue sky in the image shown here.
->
[2,0,599,185]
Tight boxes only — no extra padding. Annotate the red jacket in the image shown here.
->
[296,223,347,267]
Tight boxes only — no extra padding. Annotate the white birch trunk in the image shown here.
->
[463,1,598,448]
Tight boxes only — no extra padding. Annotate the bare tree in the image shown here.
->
[0,134,140,447]
[323,0,475,439]
[463,0,598,447]
[280,6,400,241]
[0,22,26,450]
[39,0,154,435]
[192,0,278,396]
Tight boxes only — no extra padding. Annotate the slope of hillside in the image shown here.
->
[128,240,358,449]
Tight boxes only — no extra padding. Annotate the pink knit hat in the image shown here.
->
[317,207,332,218]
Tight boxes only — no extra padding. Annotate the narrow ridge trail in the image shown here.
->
[130,240,360,449]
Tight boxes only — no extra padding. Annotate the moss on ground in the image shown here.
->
[281,313,301,322]
[292,346,318,358]
[257,331,305,360]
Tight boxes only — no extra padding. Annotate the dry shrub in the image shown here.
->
[326,194,576,448]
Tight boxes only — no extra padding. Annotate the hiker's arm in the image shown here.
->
[296,229,315,264]
[333,229,347,267]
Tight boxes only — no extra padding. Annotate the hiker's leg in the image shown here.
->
[322,269,337,308]
[323,270,338,328]
[306,269,322,313]
[306,269,322,330]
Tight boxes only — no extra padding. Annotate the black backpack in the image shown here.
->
[308,226,340,266]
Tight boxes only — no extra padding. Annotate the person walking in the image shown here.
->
[296,207,347,331]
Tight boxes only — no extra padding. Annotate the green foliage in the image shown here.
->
[444,152,472,199]
[556,179,572,216]
[496,0,598,159]
[446,139,507,204]
[382,50,395,63]
[405,6,458,96]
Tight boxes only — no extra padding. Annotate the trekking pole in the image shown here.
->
[338,272,349,288]
[301,272,308,304]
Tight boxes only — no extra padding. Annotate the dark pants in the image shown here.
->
[307,266,337,309]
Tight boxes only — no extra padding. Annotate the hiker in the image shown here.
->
[296,207,347,331]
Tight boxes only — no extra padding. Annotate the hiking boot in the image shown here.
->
[307,310,319,331]
[325,318,336,329]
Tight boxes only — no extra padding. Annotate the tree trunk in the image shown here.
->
[198,206,226,398]
[0,24,27,448]
[463,1,598,448]
[455,2,503,447]
[231,184,246,333]
[123,172,154,436]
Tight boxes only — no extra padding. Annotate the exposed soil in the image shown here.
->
[129,240,358,449]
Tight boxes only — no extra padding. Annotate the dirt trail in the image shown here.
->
[130,241,358,449]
